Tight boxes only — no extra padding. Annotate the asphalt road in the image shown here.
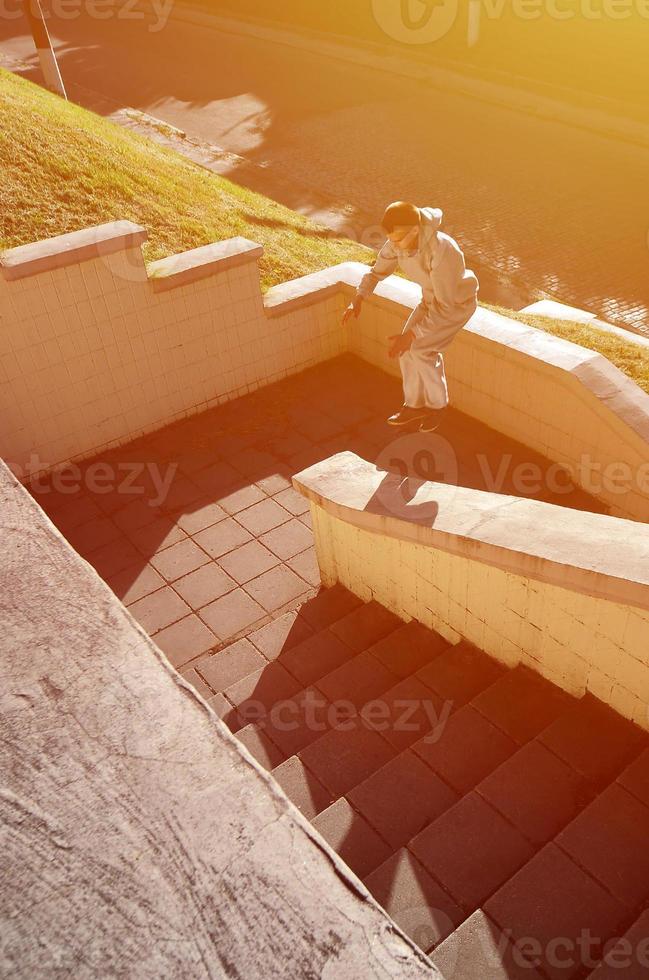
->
[2,5,648,331]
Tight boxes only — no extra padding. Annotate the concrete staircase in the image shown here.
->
[199,584,649,978]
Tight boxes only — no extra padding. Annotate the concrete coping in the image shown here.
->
[148,236,264,292]
[0,221,148,280]
[293,451,649,611]
[263,262,358,317]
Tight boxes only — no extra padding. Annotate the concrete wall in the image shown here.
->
[294,452,649,729]
[0,223,344,480]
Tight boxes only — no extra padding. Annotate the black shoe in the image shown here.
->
[387,406,428,426]
[419,408,447,433]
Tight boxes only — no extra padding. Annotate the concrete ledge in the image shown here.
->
[0,459,437,979]
[148,236,264,291]
[0,221,147,280]
[263,261,358,317]
[293,452,649,611]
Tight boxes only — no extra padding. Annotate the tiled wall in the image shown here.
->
[0,226,344,479]
[310,504,649,730]
[3,225,648,530]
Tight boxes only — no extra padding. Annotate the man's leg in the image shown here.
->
[409,348,448,409]
[386,307,431,426]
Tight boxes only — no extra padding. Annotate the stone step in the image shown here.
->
[216,585,649,974]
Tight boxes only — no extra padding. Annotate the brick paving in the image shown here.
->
[32,354,605,672]
[30,353,648,976]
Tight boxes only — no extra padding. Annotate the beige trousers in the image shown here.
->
[398,302,461,410]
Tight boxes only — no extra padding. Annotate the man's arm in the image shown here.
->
[342,241,399,325]
[357,240,399,299]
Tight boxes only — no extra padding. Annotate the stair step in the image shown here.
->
[271,756,333,820]
[311,798,392,879]
[539,693,648,786]
[315,648,399,711]
[260,685,336,758]
[484,844,628,980]
[277,628,357,687]
[412,704,518,795]
[368,621,450,679]
[197,637,265,693]
[295,582,363,632]
[430,909,545,978]
[347,750,458,851]
[358,674,448,753]
[475,740,591,846]
[409,791,535,914]
[216,585,648,970]
[236,723,285,771]
[298,724,396,799]
[556,783,649,910]
[587,908,649,978]
[364,849,463,956]
[223,661,302,725]
[246,607,314,661]
[471,664,574,745]
[416,640,505,706]
[329,599,403,653]
[617,746,649,806]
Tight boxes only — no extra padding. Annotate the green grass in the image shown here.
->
[485,304,649,395]
[0,68,371,290]
[2,68,647,395]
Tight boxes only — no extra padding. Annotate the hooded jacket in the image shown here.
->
[357,206,479,348]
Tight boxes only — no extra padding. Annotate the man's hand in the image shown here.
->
[342,295,363,326]
[388,330,415,359]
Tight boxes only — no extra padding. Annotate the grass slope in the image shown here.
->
[1,68,647,394]
[0,68,370,289]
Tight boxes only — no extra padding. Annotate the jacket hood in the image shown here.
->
[417,206,443,262]
[418,206,443,230]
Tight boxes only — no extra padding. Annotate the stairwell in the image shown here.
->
[199,583,649,979]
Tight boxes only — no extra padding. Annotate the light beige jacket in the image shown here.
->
[357,206,479,350]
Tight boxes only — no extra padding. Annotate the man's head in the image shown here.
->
[382,201,420,251]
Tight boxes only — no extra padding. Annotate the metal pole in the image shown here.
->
[24,0,67,99]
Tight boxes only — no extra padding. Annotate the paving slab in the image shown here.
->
[485,844,629,980]
[413,704,518,795]
[477,740,590,845]
[472,665,573,745]
[365,849,463,954]
[431,909,546,979]
[539,694,647,786]
[271,756,333,819]
[349,750,458,850]
[312,798,392,880]
[410,792,534,912]
[416,641,505,708]
[369,622,450,679]
[557,784,649,909]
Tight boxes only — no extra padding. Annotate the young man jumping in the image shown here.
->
[342,201,479,432]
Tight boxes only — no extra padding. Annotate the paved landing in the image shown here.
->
[32,354,605,679]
